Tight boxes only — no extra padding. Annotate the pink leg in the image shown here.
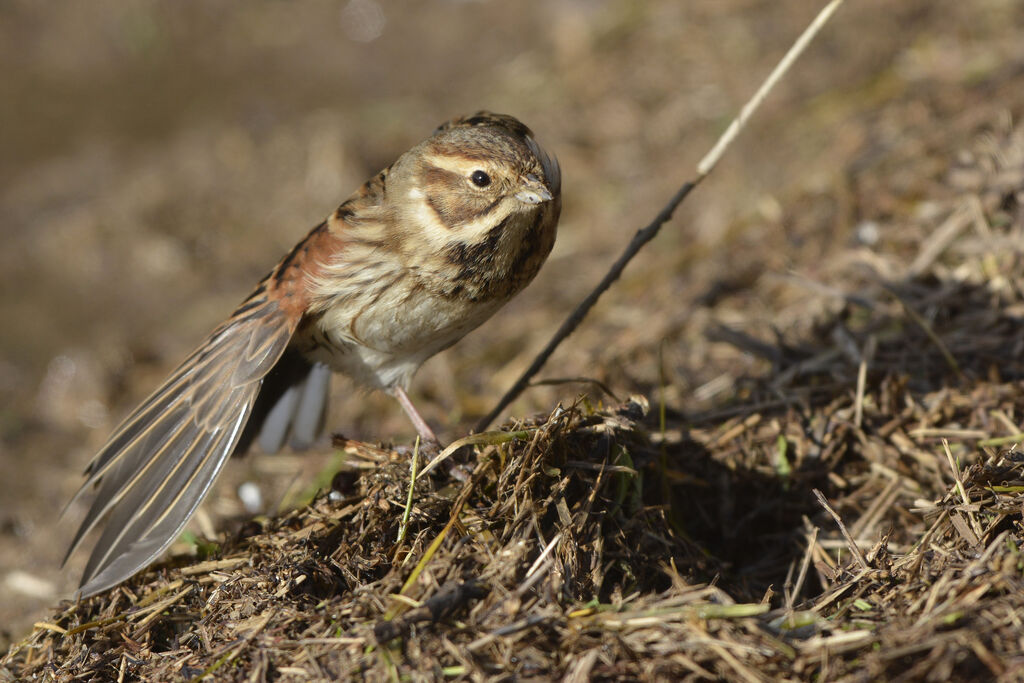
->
[392,386,440,446]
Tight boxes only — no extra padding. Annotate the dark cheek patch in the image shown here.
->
[429,194,490,228]
[423,166,491,228]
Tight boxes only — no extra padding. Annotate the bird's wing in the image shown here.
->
[65,220,342,597]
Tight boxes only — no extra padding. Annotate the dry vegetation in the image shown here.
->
[4,0,1024,680]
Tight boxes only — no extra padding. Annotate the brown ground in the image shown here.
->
[3,0,1024,680]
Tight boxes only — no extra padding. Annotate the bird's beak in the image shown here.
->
[515,173,553,205]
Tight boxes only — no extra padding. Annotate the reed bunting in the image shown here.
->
[65,112,561,596]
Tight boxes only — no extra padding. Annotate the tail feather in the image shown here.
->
[233,351,332,456]
[253,381,301,454]
[288,362,331,450]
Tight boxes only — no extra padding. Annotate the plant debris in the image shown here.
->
[8,222,1024,680]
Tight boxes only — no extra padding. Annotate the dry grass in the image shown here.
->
[5,117,1024,679]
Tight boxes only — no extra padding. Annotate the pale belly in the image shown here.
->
[299,284,504,391]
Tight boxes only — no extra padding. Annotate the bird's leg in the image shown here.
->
[392,386,441,451]
[392,387,472,480]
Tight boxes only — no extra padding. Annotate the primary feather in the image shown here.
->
[65,287,298,596]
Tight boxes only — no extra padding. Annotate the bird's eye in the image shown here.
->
[470,170,491,187]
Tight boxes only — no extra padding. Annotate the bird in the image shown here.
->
[63,111,561,597]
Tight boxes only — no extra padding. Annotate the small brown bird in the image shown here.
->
[65,112,561,597]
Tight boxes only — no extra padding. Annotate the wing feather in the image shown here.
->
[65,293,298,597]
[79,421,243,596]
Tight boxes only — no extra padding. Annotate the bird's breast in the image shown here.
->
[302,200,557,390]
[302,283,503,390]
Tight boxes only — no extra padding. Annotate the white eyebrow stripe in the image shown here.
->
[423,153,497,177]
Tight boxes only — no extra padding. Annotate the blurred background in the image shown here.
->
[1,0,1018,645]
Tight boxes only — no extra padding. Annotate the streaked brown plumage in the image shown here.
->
[65,112,561,597]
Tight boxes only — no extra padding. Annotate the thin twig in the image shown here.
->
[853,335,875,429]
[697,0,847,176]
[787,527,819,612]
[942,438,982,539]
[813,488,869,571]
[478,0,848,431]
[942,439,970,508]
